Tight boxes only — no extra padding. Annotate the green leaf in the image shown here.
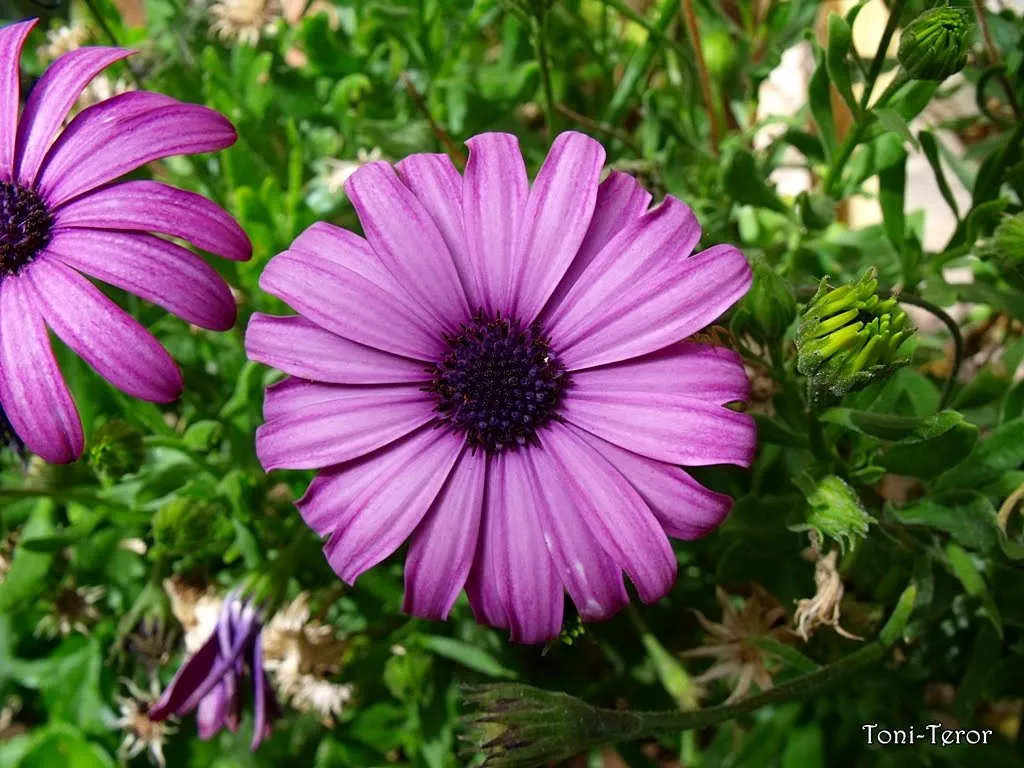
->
[874,107,920,151]
[753,415,810,447]
[723,149,786,213]
[877,148,907,250]
[750,637,821,675]
[919,130,960,218]
[182,420,223,452]
[12,724,114,768]
[846,134,906,187]
[0,501,56,612]
[808,43,837,163]
[888,492,1002,556]
[415,635,517,679]
[862,81,937,142]
[781,724,824,768]
[881,411,978,478]
[825,13,856,115]
[936,418,1024,491]
[820,408,925,440]
[956,281,1024,323]
[945,542,1002,638]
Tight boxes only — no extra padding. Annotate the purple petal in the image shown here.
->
[36,97,236,205]
[466,450,564,644]
[403,449,486,619]
[0,272,83,463]
[576,430,734,540]
[196,681,228,740]
[322,429,464,583]
[297,425,446,537]
[290,222,399,291]
[395,153,480,310]
[510,131,604,323]
[249,633,273,750]
[44,228,237,331]
[150,630,222,720]
[543,171,652,319]
[562,387,756,467]
[571,343,750,404]
[255,384,435,471]
[464,490,509,631]
[15,46,133,186]
[524,448,629,622]
[539,422,677,604]
[177,630,253,716]
[26,258,183,402]
[262,378,402,421]
[552,238,753,370]
[346,161,469,331]
[0,19,35,180]
[461,133,528,314]
[53,180,251,261]
[246,313,428,385]
[258,248,443,362]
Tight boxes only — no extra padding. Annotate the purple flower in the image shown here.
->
[246,131,756,644]
[0,19,249,464]
[149,593,278,749]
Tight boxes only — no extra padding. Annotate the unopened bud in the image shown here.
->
[995,212,1024,263]
[897,6,973,82]
[733,255,798,344]
[151,498,233,562]
[88,419,144,481]
[793,475,874,553]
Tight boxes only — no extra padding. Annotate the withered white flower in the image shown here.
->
[112,679,176,767]
[35,585,105,638]
[164,577,223,654]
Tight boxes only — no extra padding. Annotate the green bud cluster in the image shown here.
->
[796,269,914,402]
[793,474,875,553]
[897,6,973,82]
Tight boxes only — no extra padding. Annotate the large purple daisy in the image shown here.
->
[246,131,756,643]
[0,19,248,463]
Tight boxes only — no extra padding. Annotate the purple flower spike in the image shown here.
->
[246,131,758,644]
[0,19,250,464]
[150,593,279,749]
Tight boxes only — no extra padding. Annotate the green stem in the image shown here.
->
[859,0,906,112]
[0,487,133,511]
[81,0,144,87]
[532,9,558,140]
[897,293,963,411]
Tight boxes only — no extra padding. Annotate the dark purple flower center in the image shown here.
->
[0,181,52,278]
[429,314,569,454]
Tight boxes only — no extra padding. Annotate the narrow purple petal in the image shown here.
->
[176,628,254,716]
[196,681,228,740]
[464,488,509,631]
[510,131,604,323]
[323,429,464,583]
[150,630,222,720]
[296,425,446,537]
[553,241,753,371]
[15,46,133,186]
[403,449,486,619]
[290,222,400,291]
[562,387,756,467]
[539,422,677,604]
[45,228,237,331]
[461,133,528,314]
[255,384,435,471]
[262,378,409,421]
[346,161,470,331]
[524,448,629,622]
[576,430,734,540]
[26,258,183,402]
[54,180,251,261]
[0,273,83,464]
[36,98,236,205]
[395,153,481,310]
[543,171,652,318]
[468,450,564,644]
[0,19,35,180]
[258,248,443,362]
[249,633,272,750]
[571,343,750,404]
[246,313,429,385]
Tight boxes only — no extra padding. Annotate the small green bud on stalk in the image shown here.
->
[897,6,973,82]
[732,255,797,345]
[151,498,234,562]
[88,419,144,482]
[793,474,875,553]
[796,269,915,404]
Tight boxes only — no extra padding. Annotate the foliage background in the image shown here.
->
[0,0,1023,766]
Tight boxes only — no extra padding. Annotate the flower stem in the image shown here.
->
[680,0,721,154]
[895,293,963,411]
[859,0,906,113]
[533,8,558,140]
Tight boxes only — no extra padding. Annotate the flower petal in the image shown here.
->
[0,19,35,180]
[15,46,133,186]
[466,450,564,644]
[554,239,753,370]
[196,681,229,740]
[322,428,464,583]
[297,425,444,537]
[576,430,734,540]
[26,257,182,402]
[395,153,481,310]
[255,384,435,471]
[563,388,756,467]
[290,222,399,291]
[54,180,251,261]
[246,313,429,385]
[524,448,629,622]
[571,343,750,404]
[0,273,83,463]
[539,422,677,603]
[510,131,604,323]
[150,630,221,721]
[45,228,237,330]
[36,97,236,204]
[249,634,276,750]
[461,133,528,314]
[346,161,469,330]
[259,248,443,362]
[403,449,486,619]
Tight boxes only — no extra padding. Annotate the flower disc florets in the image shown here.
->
[0,181,52,278]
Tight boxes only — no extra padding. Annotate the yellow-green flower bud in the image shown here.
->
[897,6,973,82]
[793,474,874,553]
[995,212,1024,263]
[796,269,914,403]
[733,255,798,344]
[87,419,144,482]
